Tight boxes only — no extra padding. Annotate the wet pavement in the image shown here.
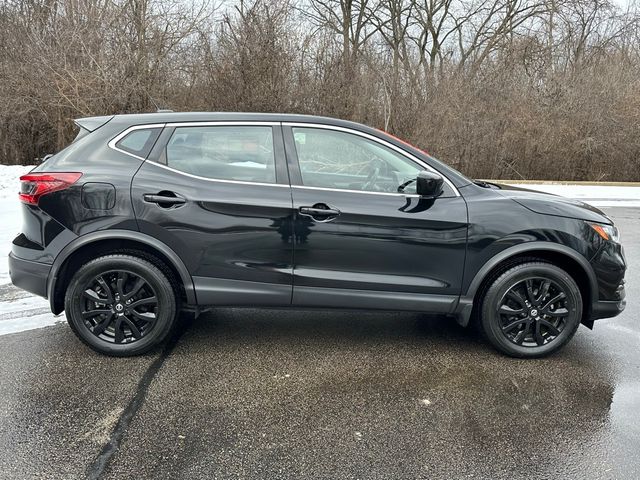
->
[0,207,638,479]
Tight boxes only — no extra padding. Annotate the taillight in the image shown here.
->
[19,172,82,205]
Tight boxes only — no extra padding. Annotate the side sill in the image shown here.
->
[293,286,458,313]
[193,277,292,306]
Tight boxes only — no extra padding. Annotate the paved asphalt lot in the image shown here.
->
[0,207,638,480]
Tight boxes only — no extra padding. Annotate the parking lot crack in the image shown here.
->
[85,327,186,480]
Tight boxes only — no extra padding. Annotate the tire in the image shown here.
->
[64,254,178,356]
[480,262,582,358]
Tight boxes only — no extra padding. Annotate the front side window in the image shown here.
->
[292,127,422,194]
[166,126,276,183]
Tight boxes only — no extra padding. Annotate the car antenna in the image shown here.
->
[147,92,173,113]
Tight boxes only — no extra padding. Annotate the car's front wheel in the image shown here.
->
[481,261,582,358]
[65,254,178,356]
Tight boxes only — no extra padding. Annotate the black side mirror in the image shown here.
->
[416,171,444,198]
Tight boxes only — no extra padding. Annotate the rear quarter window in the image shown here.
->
[115,128,162,158]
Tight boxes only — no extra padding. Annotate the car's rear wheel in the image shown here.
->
[64,254,178,356]
[480,262,582,358]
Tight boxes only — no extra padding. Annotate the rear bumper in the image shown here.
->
[8,252,51,299]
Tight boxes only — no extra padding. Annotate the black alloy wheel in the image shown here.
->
[481,262,582,358]
[81,270,158,344]
[65,254,178,356]
[497,277,569,347]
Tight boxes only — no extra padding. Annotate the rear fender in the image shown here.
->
[47,230,197,313]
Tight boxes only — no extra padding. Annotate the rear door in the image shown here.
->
[129,122,294,306]
[283,124,468,313]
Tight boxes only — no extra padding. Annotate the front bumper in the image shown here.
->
[8,252,51,299]
[591,281,626,321]
[587,238,626,325]
[591,298,626,320]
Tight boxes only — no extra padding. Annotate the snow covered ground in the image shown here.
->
[0,165,32,285]
[0,165,67,335]
[505,183,640,207]
[0,164,638,336]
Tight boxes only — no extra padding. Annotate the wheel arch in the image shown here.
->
[47,230,197,314]
[457,242,598,328]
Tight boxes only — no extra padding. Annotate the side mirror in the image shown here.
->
[416,171,444,198]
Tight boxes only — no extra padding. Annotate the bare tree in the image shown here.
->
[0,0,639,181]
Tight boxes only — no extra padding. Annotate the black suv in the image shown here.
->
[9,113,626,357]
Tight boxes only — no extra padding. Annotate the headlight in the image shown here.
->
[588,222,620,243]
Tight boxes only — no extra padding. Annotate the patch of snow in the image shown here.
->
[0,165,33,285]
[0,293,51,315]
[506,183,640,207]
[0,311,66,336]
[0,164,32,200]
[0,165,61,336]
[0,289,65,336]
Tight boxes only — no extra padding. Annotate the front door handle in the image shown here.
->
[299,204,340,221]
[143,193,186,207]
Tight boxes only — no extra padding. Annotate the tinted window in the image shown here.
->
[292,127,422,193]
[115,128,161,157]
[166,126,276,183]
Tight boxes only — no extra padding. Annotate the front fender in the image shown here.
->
[464,241,598,300]
[454,241,598,327]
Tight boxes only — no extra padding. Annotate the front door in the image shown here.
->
[131,122,294,306]
[284,124,468,313]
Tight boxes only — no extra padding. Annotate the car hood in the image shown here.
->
[491,183,612,224]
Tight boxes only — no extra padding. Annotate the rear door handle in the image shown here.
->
[143,193,186,206]
[300,207,340,216]
[299,204,340,221]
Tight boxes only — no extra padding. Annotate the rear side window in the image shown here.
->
[115,128,161,158]
[165,126,276,183]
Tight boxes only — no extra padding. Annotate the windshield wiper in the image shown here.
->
[473,179,495,188]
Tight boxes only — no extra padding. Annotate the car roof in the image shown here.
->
[108,111,370,131]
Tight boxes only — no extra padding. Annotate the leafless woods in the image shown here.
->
[1,0,639,180]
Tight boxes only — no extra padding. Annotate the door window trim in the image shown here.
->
[165,121,280,127]
[108,121,289,187]
[108,123,166,160]
[282,122,460,197]
[108,120,459,195]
